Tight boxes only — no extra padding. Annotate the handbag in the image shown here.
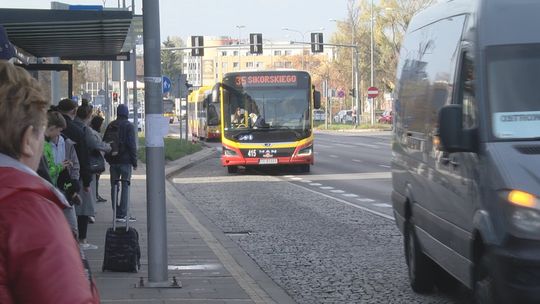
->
[89,150,106,174]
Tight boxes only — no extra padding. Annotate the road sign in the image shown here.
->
[337,90,345,98]
[367,86,379,98]
[162,76,172,94]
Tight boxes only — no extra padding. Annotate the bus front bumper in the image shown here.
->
[221,144,313,167]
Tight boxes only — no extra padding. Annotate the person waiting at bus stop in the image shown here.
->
[0,60,99,303]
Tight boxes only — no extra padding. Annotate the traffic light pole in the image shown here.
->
[291,41,360,126]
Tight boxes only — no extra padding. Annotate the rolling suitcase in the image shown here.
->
[102,179,141,272]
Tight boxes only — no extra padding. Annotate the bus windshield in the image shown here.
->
[488,44,540,139]
[224,88,310,131]
[207,101,220,126]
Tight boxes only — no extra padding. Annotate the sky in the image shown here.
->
[1,0,348,42]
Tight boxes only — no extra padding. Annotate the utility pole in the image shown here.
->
[142,0,169,287]
[131,0,139,137]
[370,0,375,125]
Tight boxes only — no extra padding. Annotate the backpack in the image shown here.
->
[103,120,122,157]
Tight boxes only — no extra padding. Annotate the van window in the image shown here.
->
[396,15,466,133]
[458,54,477,129]
[488,44,540,139]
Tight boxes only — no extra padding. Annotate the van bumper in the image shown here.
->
[491,238,540,303]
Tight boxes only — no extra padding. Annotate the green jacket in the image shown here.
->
[43,141,63,185]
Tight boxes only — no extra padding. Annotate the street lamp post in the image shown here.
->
[370,0,375,125]
[236,25,245,70]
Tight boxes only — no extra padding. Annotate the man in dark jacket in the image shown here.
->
[57,99,92,192]
[103,104,137,222]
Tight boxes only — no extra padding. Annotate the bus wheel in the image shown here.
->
[299,164,310,173]
[405,218,434,293]
[227,166,238,174]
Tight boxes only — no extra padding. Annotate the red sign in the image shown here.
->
[367,86,379,98]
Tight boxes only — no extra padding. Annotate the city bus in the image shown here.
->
[187,86,221,141]
[212,70,321,173]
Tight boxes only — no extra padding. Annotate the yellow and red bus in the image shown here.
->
[187,86,221,141]
[212,70,321,173]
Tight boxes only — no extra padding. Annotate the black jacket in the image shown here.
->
[61,114,92,188]
[104,116,137,168]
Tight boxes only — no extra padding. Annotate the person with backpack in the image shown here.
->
[103,104,138,222]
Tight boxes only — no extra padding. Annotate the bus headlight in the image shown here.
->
[297,145,313,156]
[505,190,540,233]
[223,146,238,156]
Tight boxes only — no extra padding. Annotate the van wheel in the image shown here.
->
[474,254,498,304]
[405,219,434,293]
[227,166,238,174]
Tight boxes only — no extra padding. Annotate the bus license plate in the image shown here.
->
[259,158,278,165]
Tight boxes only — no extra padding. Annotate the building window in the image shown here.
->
[255,62,263,68]
[284,62,292,68]
[246,62,254,68]
[222,62,228,68]
[284,50,292,56]
[221,51,227,56]
[233,51,239,56]
[274,50,282,56]
[245,51,250,56]
[233,62,239,68]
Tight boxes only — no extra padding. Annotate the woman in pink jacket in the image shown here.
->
[0,61,99,303]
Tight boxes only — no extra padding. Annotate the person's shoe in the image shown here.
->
[115,217,126,223]
[88,216,95,224]
[97,195,107,203]
[127,216,137,222]
[80,243,98,250]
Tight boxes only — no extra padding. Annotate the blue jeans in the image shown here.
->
[109,164,132,218]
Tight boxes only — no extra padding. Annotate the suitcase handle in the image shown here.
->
[112,179,131,231]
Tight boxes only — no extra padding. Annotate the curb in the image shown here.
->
[164,146,216,178]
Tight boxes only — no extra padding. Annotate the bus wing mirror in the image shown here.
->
[314,90,321,109]
[212,83,221,104]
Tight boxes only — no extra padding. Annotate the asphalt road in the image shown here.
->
[171,131,471,304]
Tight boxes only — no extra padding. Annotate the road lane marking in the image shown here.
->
[320,186,334,190]
[305,172,391,181]
[373,203,392,208]
[353,143,379,148]
[284,175,295,178]
[352,159,363,163]
[357,198,375,202]
[172,175,281,184]
[288,183,394,221]
[309,183,322,186]
[342,194,359,197]
[300,180,312,183]
[329,155,338,158]
[290,177,303,180]
[330,190,345,193]
[379,165,391,169]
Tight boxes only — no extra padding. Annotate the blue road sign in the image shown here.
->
[162,76,172,94]
[337,90,345,98]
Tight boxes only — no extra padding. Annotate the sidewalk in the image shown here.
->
[83,148,295,304]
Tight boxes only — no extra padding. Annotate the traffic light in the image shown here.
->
[249,33,263,54]
[191,36,204,56]
[311,32,324,53]
[349,88,356,98]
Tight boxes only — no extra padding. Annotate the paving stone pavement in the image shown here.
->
[82,148,294,304]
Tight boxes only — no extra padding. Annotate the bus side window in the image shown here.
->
[459,53,477,129]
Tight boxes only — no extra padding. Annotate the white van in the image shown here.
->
[392,0,540,303]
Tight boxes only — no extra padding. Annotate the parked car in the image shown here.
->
[377,110,392,124]
[333,110,353,123]
[313,109,326,121]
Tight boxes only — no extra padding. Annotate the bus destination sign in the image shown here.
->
[235,74,297,87]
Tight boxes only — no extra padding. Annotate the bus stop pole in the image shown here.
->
[354,47,360,127]
[142,0,169,286]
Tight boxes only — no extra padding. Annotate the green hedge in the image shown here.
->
[137,137,202,163]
